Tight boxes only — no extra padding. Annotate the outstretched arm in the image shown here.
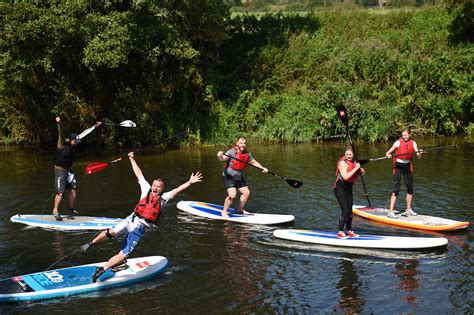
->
[168,172,203,199]
[385,144,397,158]
[128,152,143,181]
[250,159,268,173]
[56,117,64,150]
[78,121,102,140]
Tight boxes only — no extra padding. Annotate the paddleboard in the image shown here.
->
[273,229,448,249]
[10,214,123,231]
[352,206,470,231]
[0,256,168,302]
[177,201,294,225]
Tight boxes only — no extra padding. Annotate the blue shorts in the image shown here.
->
[113,214,147,257]
[121,226,145,256]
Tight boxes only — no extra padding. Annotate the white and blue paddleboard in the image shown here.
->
[273,229,448,249]
[0,256,168,302]
[177,201,294,225]
[10,214,123,231]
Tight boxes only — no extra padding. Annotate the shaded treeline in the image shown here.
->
[1,1,472,146]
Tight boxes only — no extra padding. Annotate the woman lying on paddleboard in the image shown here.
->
[334,147,364,239]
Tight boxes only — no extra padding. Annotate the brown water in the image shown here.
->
[0,138,472,313]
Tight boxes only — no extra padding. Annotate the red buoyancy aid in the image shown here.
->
[334,156,359,187]
[395,139,415,160]
[226,147,250,171]
[393,138,414,173]
[134,190,161,222]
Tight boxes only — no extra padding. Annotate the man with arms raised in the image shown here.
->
[81,152,203,282]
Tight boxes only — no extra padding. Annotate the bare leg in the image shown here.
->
[406,193,413,210]
[68,189,77,210]
[52,194,62,215]
[102,251,126,271]
[91,228,116,246]
[237,186,250,213]
[389,193,397,212]
[222,188,237,217]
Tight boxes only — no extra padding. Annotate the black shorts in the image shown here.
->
[54,167,78,194]
[222,174,247,189]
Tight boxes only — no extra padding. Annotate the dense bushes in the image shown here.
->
[1,2,472,145]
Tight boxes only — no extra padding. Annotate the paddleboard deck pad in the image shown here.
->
[177,201,294,225]
[273,229,448,249]
[10,214,124,231]
[0,256,168,302]
[352,206,470,231]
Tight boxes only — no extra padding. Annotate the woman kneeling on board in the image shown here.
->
[334,147,364,239]
[80,152,203,282]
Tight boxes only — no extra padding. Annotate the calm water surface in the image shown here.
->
[0,138,472,313]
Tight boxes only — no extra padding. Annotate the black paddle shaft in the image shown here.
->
[222,153,303,189]
[336,104,372,208]
[358,144,457,165]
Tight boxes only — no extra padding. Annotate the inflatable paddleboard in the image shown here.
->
[0,256,168,302]
[177,201,294,225]
[352,206,470,231]
[273,229,448,249]
[10,214,123,231]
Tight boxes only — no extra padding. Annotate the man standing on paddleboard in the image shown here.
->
[385,129,422,218]
[80,152,203,283]
[217,137,268,217]
[52,116,102,221]
[334,147,364,239]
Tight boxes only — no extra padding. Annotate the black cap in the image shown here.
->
[67,133,81,143]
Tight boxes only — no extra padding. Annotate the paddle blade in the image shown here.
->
[335,104,349,127]
[358,159,370,165]
[286,179,303,189]
[85,162,109,175]
[119,120,136,127]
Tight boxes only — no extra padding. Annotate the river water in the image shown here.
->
[0,138,472,313]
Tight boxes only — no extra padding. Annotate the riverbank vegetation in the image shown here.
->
[1,1,472,146]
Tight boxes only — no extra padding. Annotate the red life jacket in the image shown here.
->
[334,156,359,187]
[134,190,162,222]
[393,138,414,173]
[226,147,250,171]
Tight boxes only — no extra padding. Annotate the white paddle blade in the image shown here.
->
[119,120,136,127]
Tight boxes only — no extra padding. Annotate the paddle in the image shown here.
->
[85,129,190,175]
[358,144,457,165]
[223,153,303,189]
[104,120,137,128]
[46,231,101,271]
[335,103,372,207]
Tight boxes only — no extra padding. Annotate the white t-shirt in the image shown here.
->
[392,140,418,164]
[136,175,173,226]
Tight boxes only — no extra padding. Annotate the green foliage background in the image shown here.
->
[0,1,472,145]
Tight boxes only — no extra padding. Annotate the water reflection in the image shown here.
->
[222,223,266,311]
[393,259,419,307]
[336,256,365,314]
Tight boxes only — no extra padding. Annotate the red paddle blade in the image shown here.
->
[85,162,109,175]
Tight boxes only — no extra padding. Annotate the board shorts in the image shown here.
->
[113,213,147,257]
[54,167,77,194]
[222,173,247,189]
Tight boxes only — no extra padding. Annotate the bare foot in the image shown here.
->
[221,210,229,218]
